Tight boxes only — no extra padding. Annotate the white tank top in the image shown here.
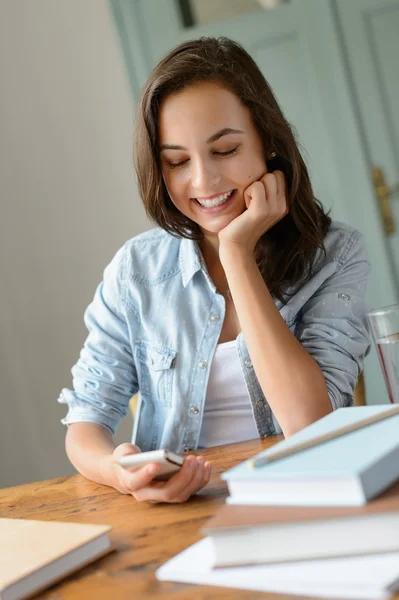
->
[198,340,259,448]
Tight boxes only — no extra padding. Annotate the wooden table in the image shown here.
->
[0,435,380,600]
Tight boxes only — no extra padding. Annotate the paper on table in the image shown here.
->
[156,538,399,600]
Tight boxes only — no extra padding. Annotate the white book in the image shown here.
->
[201,481,399,567]
[156,538,399,600]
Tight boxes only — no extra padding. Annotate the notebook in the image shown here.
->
[156,537,399,600]
[201,481,399,567]
[0,518,112,600]
[222,406,399,506]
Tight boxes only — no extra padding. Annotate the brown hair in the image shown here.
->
[134,36,331,303]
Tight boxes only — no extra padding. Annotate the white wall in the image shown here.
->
[0,0,150,487]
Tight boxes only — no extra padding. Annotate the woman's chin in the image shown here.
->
[199,217,234,236]
[198,208,245,236]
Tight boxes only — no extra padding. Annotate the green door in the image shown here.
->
[110,0,398,404]
[336,0,399,290]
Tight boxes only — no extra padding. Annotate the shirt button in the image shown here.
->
[199,360,207,369]
[256,400,265,408]
[210,314,220,321]
[338,293,351,301]
[245,359,253,368]
[190,406,199,414]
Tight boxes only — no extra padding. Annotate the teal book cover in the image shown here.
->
[222,406,399,504]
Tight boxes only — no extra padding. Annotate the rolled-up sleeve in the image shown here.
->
[58,244,138,435]
[296,232,371,410]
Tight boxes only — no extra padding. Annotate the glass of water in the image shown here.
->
[367,304,399,403]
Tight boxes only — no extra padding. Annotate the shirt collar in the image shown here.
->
[179,236,204,288]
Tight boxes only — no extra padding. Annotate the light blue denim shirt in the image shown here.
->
[58,220,371,452]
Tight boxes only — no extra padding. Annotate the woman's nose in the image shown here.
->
[191,158,221,190]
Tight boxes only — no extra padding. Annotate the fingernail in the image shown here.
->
[147,465,158,476]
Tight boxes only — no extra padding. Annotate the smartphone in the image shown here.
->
[118,449,184,481]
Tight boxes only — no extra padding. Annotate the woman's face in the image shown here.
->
[158,81,267,237]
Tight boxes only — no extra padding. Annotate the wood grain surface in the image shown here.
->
[1,435,394,600]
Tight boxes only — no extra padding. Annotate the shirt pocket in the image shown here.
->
[134,340,177,407]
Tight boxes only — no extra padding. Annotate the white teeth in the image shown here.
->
[196,190,234,208]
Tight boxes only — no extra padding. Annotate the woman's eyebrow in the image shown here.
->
[159,128,245,152]
[207,127,245,143]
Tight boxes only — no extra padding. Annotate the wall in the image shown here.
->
[0,0,149,487]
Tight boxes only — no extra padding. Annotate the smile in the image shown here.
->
[195,190,235,208]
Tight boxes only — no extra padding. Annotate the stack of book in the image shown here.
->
[157,405,399,599]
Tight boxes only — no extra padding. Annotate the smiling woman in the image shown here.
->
[134,39,330,303]
[158,83,267,239]
[58,36,371,505]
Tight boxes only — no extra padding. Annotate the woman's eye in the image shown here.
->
[168,159,188,169]
[166,146,239,169]
[214,147,239,157]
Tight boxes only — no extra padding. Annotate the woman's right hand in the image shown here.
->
[108,443,212,503]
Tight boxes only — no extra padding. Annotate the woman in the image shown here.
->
[59,37,370,503]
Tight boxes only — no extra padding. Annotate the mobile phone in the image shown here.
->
[118,449,184,481]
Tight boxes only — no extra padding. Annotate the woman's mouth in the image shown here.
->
[193,189,236,213]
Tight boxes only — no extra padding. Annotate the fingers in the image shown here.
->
[168,456,208,503]
[132,455,199,503]
[112,443,141,460]
[260,171,287,219]
[119,461,162,494]
[273,170,288,215]
[111,445,212,503]
[244,180,265,210]
[131,455,212,504]
[178,458,212,502]
[111,443,161,495]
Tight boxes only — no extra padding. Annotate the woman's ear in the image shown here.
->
[266,151,279,172]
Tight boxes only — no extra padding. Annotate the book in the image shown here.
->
[201,481,399,567]
[0,518,112,600]
[156,537,399,600]
[250,405,399,468]
[222,406,399,506]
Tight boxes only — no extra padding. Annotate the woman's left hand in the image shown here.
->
[218,171,287,256]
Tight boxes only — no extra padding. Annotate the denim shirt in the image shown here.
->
[58,220,371,452]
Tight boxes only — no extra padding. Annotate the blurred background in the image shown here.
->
[0,0,398,488]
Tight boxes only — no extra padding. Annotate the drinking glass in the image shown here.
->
[367,304,399,403]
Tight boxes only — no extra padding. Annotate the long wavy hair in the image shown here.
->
[134,36,331,303]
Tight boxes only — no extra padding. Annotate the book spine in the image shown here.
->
[361,445,399,501]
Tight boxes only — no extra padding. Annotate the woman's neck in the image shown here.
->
[199,234,230,298]
[199,233,221,272]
